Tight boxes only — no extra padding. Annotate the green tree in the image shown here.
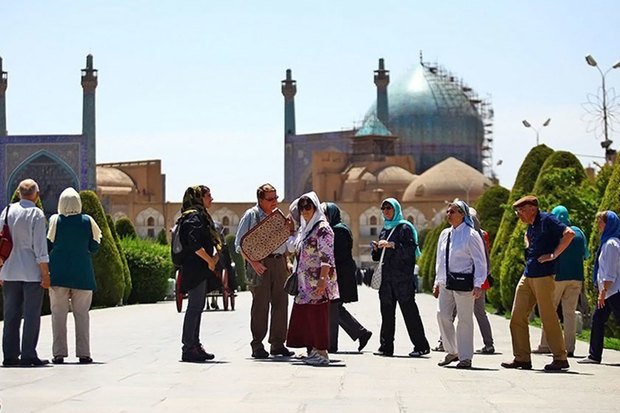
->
[107,214,132,303]
[226,234,247,291]
[488,144,554,312]
[474,185,510,245]
[115,217,138,239]
[80,190,125,307]
[156,228,169,245]
[418,221,448,292]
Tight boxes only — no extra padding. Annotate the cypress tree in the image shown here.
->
[107,214,132,304]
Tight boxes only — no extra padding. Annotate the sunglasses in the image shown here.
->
[299,203,314,211]
[381,205,393,211]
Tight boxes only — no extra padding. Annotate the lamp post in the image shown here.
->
[585,54,620,162]
[522,118,551,146]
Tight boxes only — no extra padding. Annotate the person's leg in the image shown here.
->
[454,291,475,361]
[588,299,610,361]
[396,281,429,352]
[437,285,458,356]
[538,280,565,351]
[249,274,271,353]
[378,282,397,355]
[560,280,582,354]
[509,276,537,362]
[338,304,367,341]
[267,257,289,352]
[329,301,340,352]
[473,290,494,348]
[70,289,93,358]
[21,282,44,360]
[49,286,70,358]
[182,280,207,353]
[532,276,567,361]
[2,281,24,362]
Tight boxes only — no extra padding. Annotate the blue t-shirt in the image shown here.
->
[524,212,567,278]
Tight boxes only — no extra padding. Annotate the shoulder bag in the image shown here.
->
[445,231,474,292]
[0,205,13,263]
[370,226,397,290]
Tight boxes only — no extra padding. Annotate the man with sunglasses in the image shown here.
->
[501,195,575,371]
[235,183,294,359]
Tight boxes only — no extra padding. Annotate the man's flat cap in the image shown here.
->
[513,195,538,208]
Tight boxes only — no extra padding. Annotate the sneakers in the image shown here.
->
[577,356,600,364]
[358,330,372,352]
[500,360,532,370]
[477,345,495,354]
[303,352,329,366]
[456,359,472,369]
[270,347,294,357]
[251,348,270,359]
[373,348,393,357]
[438,353,459,366]
[432,343,445,352]
[408,348,430,358]
[544,359,569,371]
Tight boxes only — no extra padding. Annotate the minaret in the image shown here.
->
[281,69,297,136]
[0,57,7,136]
[81,54,98,190]
[374,58,390,127]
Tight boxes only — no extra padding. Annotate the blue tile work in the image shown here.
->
[0,134,90,211]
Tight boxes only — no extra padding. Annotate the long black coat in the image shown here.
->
[179,211,221,294]
[371,223,417,285]
[333,226,358,303]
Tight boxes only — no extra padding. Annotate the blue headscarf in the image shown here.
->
[381,198,421,258]
[593,210,620,283]
[451,200,474,229]
[551,205,589,259]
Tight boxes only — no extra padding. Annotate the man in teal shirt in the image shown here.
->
[533,205,589,357]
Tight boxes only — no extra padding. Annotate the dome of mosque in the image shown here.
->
[402,157,492,202]
[376,165,417,185]
[96,166,136,194]
[366,63,485,174]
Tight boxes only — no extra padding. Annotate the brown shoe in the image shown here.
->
[501,360,532,370]
[438,353,459,366]
[544,359,569,371]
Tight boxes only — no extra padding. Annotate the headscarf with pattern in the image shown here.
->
[182,185,222,252]
[381,197,421,258]
[451,199,474,229]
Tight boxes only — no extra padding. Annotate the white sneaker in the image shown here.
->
[304,353,329,366]
[577,356,600,364]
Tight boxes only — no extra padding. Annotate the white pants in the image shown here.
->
[437,285,475,361]
[50,287,93,358]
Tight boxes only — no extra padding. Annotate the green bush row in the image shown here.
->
[121,237,173,304]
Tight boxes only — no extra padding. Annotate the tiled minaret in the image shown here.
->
[81,54,98,190]
[374,58,390,127]
[0,57,7,136]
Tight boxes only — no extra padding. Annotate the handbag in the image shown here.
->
[284,272,298,296]
[445,232,474,292]
[370,227,397,290]
[0,205,13,263]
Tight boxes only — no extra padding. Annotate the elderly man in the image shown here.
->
[235,183,293,359]
[0,179,50,366]
[501,195,575,371]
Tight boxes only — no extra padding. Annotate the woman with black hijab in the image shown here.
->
[323,202,372,353]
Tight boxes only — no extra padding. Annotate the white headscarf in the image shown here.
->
[47,187,102,243]
[294,191,327,249]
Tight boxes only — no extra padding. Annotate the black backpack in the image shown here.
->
[171,210,195,267]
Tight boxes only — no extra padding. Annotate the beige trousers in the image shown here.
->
[510,275,567,362]
[537,280,582,353]
[437,285,475,361]
[49,287,93,358]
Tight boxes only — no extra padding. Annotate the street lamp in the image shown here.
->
[522,118,551,145]
[585,54,620,162]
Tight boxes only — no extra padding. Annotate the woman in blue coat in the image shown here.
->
[47,187,101,364]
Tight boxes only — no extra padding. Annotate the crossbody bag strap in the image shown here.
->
[379,226,398,266]
[445,231,451,275]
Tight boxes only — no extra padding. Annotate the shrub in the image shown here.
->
[417,228,431,250]
[121,237,173,304]
[115,217,138,239]
[80,190,125,307]
[488,144,554,311]
[226,234,247,291]
[418,222,448,292]
[107,214,132,303]
[474,185,510,245]
[156,228,168,245]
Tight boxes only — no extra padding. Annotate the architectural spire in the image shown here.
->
[0,57,8,136]
[374,58,390,127]
[81,54,98,190]
[281,68,297,136]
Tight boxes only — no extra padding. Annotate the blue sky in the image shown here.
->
[3,0,620,201]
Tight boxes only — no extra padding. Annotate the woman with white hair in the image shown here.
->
[47,187,102,364]
[433,200,487,369]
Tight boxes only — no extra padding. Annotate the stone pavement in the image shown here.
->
[1,287,619,413]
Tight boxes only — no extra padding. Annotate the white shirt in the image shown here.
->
[434,223,487,288]
[597,238,620,299]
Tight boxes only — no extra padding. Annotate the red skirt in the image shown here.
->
[286,302,330,350]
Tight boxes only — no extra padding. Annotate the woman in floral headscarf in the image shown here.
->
[178,185,221,362]
[371,197,430,358]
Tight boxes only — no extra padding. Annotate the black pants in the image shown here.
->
[589,291,620,361]
[379,277,429,353]
[329,301,367,351]
[182,279,207,352]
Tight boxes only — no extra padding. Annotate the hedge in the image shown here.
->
[488,144,554,311]
[80,190,125,307]
[121,237,173,304]
[107,214,132,303]
[156,228,168,245]
[418,221,449,292]
[474,185,510,246]
[115,217,138,239]
[226,234,247,291]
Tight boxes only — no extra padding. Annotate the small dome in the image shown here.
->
[96,167,136,188]
[355,115,392,137]
[376,166,417,185]
[344,166,376,183]
[402,157,492,202]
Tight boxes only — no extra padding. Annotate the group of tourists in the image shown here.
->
[1,178,619,371]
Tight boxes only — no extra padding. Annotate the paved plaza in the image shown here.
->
[1,287,619,412]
